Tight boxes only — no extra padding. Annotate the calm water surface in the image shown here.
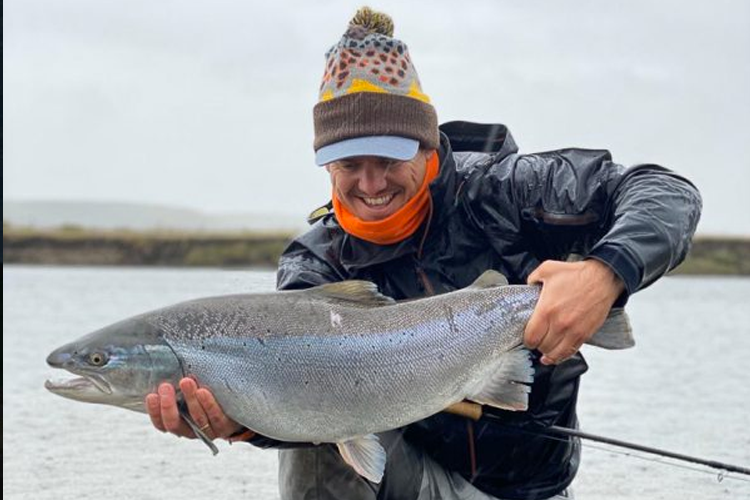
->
[3,266,749,499]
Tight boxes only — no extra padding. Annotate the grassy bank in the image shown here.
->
[670,236,750,276]
[2,225,295,268]
[3,225,749,275]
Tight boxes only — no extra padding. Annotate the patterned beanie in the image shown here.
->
[313,6,439,166]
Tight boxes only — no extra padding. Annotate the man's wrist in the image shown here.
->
[584,258,625,300]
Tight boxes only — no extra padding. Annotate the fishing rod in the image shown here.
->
[444,402,750,477]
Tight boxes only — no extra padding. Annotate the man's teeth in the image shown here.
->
[362,195,394,206]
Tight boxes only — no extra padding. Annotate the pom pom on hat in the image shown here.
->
[348,6,394,37]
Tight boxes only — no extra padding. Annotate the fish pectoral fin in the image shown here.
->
[307,281,395,307]
[336,434,386,484]
[467,270,509,289]
[466,347,534,411]
[585,308,635,350]
[178,400,220,456]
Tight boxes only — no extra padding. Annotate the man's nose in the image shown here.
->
[357,164,388,195]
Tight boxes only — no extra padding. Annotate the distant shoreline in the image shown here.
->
[2,225,295,268]
[3,225,748,275]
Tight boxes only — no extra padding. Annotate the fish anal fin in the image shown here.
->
[466,347,534,411]
[336,434,386,483]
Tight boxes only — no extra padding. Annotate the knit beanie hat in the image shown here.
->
[313,6,439,166]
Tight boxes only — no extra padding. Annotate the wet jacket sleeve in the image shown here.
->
[464,149,702,297]
[276,222,346,290]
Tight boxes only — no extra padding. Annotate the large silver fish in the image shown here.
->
[45,270,633,482]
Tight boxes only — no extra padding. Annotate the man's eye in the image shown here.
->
[336,163,363,173]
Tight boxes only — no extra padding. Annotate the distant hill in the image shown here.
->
[2,200,309,233]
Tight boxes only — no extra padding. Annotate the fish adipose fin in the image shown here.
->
[587,308,635,350]
[336,434,386,483]
[178,400,219,455]
[466,347,534,411]
[307,281,396,307]
[468,269,509,289]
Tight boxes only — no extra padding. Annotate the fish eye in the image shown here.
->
[88,352,108,366]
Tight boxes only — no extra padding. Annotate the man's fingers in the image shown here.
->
[523,311,547,349]
[180,378,212,437]
[541,341,581,365]
[146,393,166,432]
[158,383,194,437]
[196,388,238,438]
[536,333,564,364]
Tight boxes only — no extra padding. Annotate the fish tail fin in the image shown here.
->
[466,347,534,411]
[586,308,635,350]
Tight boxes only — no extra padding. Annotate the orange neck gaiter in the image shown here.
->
[333,152,440,245]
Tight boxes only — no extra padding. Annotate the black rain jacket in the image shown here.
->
[253,121,702,499]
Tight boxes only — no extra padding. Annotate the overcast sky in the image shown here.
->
[4,0,750,235]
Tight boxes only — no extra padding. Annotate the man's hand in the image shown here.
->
[145,378,248,440]
[524,259,625,365]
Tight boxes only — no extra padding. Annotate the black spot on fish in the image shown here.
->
[257,338,265,346]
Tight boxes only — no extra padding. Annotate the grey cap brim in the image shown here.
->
[315,136,419,166]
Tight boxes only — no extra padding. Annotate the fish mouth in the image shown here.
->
[45,373,112,396]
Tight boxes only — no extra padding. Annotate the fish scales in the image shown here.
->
[160,286,538,442]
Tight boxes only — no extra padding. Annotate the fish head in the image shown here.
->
[45,316,183,412]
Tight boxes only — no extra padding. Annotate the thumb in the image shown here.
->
[527,265,544,285]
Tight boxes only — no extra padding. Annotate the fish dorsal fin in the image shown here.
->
[308,280,395,307]
[468,269,509,289]
[336,434,386,483]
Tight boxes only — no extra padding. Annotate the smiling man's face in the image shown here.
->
[326,151,428,221]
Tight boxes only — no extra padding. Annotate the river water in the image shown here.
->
[3,266,749,499]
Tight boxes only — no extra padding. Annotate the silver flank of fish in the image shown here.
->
[158,284,537,442]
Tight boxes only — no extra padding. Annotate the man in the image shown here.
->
[146,7,701,500]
